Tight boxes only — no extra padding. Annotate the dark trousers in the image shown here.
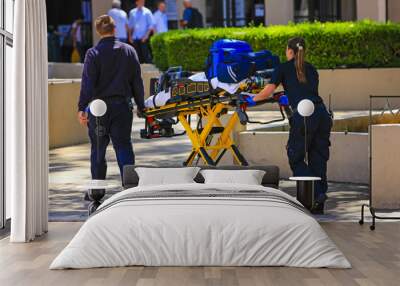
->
[61,46,73,63]
[133,39,152,64]
[76,42,85,63]
[88,100,135,180]
[287,104,332,203]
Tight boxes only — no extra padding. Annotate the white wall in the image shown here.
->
[5,45,13,220]
[388,0,400,22]
[2,0,15,221]
[356,0,387,22]
[264,0,293,25]
[48,62,84,79]
[371,124,400,209]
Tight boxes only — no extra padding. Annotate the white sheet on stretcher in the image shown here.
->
[144,73,245,108]
[144,90,171,108]
[191,72,245,94]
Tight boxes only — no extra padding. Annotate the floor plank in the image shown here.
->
[0,222,399,286]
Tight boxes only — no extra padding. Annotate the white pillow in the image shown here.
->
[136,167,200,186]
[200,169,266,185]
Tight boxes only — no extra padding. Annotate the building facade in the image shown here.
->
[265,0,400,25]
[45,0,400,56]
[91,0,400,33]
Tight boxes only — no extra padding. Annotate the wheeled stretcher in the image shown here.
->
[141,71,291,166]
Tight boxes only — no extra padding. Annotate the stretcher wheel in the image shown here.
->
[140,129,150,139]
[370,225,375,231]
[160,127,174,137]
[358,219,364,225]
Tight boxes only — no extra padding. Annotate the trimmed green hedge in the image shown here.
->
[150,20,400,71]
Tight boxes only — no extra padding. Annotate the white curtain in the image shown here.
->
[7,0,49,242]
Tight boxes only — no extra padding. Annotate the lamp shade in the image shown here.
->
[297,99,315,117]
[89,99,107,117]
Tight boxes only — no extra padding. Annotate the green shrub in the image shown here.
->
[150,20,400,71]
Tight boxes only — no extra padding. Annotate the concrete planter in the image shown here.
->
[253,68,400,111]
[47,63,400,111]
[237,131,368,184]
[48,62,84,79]
[48,79,88,148]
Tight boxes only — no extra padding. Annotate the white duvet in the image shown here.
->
[50,183,351,269]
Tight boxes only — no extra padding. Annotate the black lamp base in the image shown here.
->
[296,181,314,210]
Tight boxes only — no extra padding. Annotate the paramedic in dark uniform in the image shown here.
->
[78,15,145,184]
[246,37,332,214]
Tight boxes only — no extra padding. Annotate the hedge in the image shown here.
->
[150,20,400,71]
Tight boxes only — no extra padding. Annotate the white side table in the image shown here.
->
[79,180,120,215]
[289,176,321,210]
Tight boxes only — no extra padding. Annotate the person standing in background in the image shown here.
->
[71,15,84,62]
[180,0,203,29]
[108,0,129,43]
[128,0,154,63]
[153,1,168,34]
[47,25,61,62]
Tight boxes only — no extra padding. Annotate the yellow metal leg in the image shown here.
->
[177,103,247,166]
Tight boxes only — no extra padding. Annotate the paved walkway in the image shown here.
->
[50,112,376,222]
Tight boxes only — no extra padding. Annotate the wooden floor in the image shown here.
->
[0,222,399,286]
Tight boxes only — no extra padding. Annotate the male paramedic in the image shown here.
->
[246,37,332,214]
[180,0,203,28]
[78,15,145,192]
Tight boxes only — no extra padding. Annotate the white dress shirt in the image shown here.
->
[108,8,129,40]
[153,10,168,34]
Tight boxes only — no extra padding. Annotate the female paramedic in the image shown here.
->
[246,37,332,214]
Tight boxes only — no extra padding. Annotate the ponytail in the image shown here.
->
[288,37,307,83]
[295,44,306,83]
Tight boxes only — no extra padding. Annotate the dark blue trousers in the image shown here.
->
[88,100,135,180]
[287,105,332,203]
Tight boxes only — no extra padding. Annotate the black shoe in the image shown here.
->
[310,201,325,215]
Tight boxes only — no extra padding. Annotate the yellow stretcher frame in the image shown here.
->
[178,103,248,166]
[143,83,266,166]
[144,93,249,166]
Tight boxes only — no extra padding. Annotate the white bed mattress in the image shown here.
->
[50,183,351,269]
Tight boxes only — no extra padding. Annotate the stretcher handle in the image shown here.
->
[237,91,284,106]
[237,91,291,125]
[245,105,287,125]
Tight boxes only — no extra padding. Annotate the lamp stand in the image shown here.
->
[96,117,100,165]
[304,116,308,165]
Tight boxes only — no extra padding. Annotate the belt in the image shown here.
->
[101,95,129,104]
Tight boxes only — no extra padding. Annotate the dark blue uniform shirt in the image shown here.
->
[270,59,322,109]
[78,36,145,111]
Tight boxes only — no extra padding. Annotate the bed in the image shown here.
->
[50,165,350,269]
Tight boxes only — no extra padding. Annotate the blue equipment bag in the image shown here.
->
[205,39,280,84]
[206,39,253,81]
